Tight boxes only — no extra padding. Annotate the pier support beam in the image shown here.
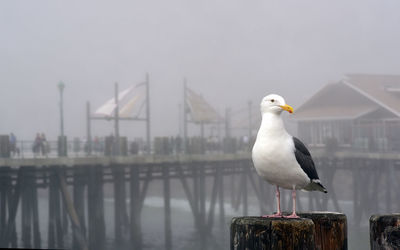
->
[163,165,172,250]
[130,165,142,250]
[113,165,128,246]
[87,166,105,250]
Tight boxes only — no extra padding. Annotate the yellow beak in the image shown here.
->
[279,104,294,114]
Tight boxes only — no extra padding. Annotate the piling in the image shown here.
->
[113,165,128,245]
[130,165,142,250]
[230,216,315,250]
[163,165,172,250]
[370,214,400,250]
[299,212,347,250]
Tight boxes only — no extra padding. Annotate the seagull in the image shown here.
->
[252,94,327,218]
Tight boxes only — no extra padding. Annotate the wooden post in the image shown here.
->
[231,217,315,250]
[206,167,219,232]
[87,166,105,250]
[57,167,88,250]
[48,169,62,249]
[113,165,128,246]
[163,165,172,250]
[21,168,32,248]
[299,212,347,250]
[0,168,8,239]
[0,168,22,248]
[31,171,41,249]
[370,214,400,250]
[130,165,142,250]
[73,166,87,249]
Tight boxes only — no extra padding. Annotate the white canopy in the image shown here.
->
[94,83,146,118]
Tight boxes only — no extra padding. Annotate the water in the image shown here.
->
[16,193,368,249]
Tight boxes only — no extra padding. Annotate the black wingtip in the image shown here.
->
[313,180,328,193]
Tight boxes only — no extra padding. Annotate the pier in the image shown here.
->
[0,149,399,249]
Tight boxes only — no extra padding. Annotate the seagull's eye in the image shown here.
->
[271,99,275,103]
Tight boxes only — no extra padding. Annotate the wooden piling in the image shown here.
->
[113,165,128,245]
[0,168,8,239]
[163,165,172,250]
[206,166,219,232]
[57,167,88,250]
[130,165,142,250]
[230,216,315,250]
[48,168,64,249]
[199,163,206,247]
[87,166,105,250]
[21,168,32,248]
[0,168,22,248]
[299,212,347,250]
[73,166,87,249]
[370,214,400,250]
[31,171,41,249]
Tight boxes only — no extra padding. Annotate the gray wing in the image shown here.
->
[293,137,327,193]
[292,137,319,180]
[293,137,328,193]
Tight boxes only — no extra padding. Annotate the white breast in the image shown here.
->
[252,114,310,190]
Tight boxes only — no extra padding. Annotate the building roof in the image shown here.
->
[294,74,400,120]
[344,74,400,117]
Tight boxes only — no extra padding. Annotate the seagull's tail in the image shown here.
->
[306,179,328,193]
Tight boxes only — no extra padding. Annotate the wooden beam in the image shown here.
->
[57,167,88,250]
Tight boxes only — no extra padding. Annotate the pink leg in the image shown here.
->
[285,187,300,219]
[262,186,282,218]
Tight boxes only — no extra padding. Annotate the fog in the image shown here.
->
[1,0,399,140]
[2,2,400,250]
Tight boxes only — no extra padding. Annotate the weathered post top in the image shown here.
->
[231,213,348,250]
[299,212,347,250]
[231,216,315,250]
[370,214,400,250]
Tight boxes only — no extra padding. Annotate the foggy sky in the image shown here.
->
[1,0,400,140]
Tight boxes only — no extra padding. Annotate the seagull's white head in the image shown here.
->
[260,94,294,115]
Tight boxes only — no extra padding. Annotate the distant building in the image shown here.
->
[294,74,400,151]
